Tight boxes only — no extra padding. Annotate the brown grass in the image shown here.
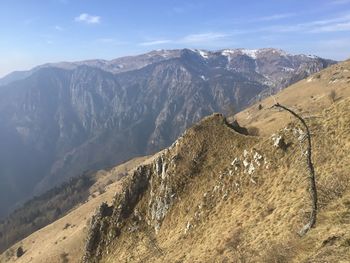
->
[318,172,350,209]
[236,60,350,136]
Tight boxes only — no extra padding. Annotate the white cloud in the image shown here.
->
[55,25,63,31]
[261,13,350,33]
[311,21,350,32]
[256,13,296,22]
[179,32,228,44]
[138,32,230,47]
[306,14,350,26]
[329,0,350,4]
[75,13,101,24]
[306,14,350,32]
[138,32,232,48]
[139,40,171,46]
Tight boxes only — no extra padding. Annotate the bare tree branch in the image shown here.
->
[273,103,317,236]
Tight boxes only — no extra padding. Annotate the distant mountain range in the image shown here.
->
[0,48,336,218]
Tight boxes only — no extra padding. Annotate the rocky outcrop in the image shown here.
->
[83,165,152,262]
[83,154,178,262]
[81,114,261,262]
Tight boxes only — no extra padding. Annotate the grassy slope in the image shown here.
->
[100,97,350,263]
[0,156,150,263]
[96,61,350,262]
[236,59,350,136]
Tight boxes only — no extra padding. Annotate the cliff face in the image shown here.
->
[0,48,335,218]
[83,165,152,262]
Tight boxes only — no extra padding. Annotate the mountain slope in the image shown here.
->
[236,59,350,135]
[82,97,350,262]
[0,156,150,263]
[0,48,335,218]
[79,61,350,262]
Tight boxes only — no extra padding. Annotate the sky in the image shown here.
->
[1,0,350,77]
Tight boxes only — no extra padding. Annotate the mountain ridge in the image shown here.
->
[0,48,335,87]
[0,48,335,219]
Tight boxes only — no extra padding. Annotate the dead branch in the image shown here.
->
[273,103,317,236]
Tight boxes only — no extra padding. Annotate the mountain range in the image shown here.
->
[0,48,335,218]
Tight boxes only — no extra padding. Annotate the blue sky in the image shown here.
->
[1,0,350,77]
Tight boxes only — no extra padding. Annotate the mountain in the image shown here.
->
[79,60,349,262]
[0,48,335,218]
[0,50,182,86]
[1,60,349,263]
[81,99,350,263]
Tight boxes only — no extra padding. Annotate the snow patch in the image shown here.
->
[221,49,259,59]
[307,54,318,59]
[269,49,289,56]
[282,67,295,72]
[240,49,258,59]
[190,49,209,59]
[198,50,209,58]
[200,75,208,81]
[221,49,235,56]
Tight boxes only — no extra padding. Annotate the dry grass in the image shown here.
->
[101,108,338,262]
[236,60,350,136]
[260,238,298,263]
[318,172,350,209]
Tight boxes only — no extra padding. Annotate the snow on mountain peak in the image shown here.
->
[221,49,259,59]
[189,49,209,59]
[198,50,209,59]
[305,54,318,59]
[240,49,258,59]
[221,49,235,56]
